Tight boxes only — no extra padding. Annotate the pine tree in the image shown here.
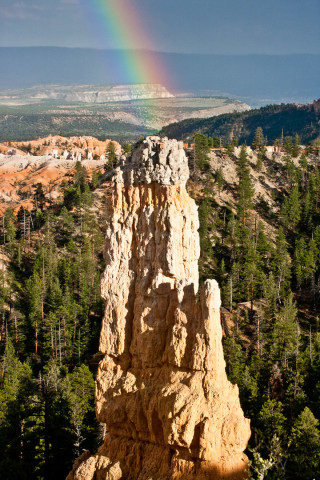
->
[194,133,210,170]
[122,142,132,155]
[73,162,88,192]
[272,227,291,301]
[215,167,225,196]
[3,208,17,247]
[0,339,34,479]
[258,399,286,446]
[292,134,301,158]
[34,183,46,210]
[27,272,43,356]
[252,126,265,151]
[105,142,116,170]
[66,364,95,456]
[271,293,298,371]
[288,407,320,480]
[237,145,255,224]
[91,170,100,189]
[281,185,301,231]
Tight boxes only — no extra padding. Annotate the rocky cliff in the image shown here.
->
[67,136,250,480]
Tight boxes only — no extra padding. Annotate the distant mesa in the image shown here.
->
[0,83,174,104]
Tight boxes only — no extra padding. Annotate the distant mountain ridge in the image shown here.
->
[0,47,319,104]
[160,101,320,144]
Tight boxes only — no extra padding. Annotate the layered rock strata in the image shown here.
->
[67,136,250,480]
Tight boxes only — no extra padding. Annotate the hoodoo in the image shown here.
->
[67,137,251,480]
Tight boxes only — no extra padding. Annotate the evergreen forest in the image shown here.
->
[0,164,105,479]
[193,132,320,479]
[161,101,320,146]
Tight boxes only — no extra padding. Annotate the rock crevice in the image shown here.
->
[67,136,250,480]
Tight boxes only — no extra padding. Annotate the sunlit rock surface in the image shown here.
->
[67,136,250,480]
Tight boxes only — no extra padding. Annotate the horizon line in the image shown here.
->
[0,46,319,56]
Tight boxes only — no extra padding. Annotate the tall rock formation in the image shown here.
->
[67,137,250,480]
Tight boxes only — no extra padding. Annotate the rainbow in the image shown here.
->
[81,0,169,87]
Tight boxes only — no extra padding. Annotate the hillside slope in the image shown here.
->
[161,101,320,144]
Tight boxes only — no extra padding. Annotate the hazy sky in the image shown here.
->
[0,0,319,54]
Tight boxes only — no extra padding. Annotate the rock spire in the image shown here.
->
[67,136,250,480]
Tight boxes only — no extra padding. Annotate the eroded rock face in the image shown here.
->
[67,136,250,480]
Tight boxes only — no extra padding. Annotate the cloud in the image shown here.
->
[60,0,79,4]
[0,8,17,19]
[56,0,81,13]
[0,3,31,20]
[0,1,48,21]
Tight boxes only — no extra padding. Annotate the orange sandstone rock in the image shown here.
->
[0,135,121,157]
[67,137,250,480]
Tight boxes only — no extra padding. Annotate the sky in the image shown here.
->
[0,0,319,55]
